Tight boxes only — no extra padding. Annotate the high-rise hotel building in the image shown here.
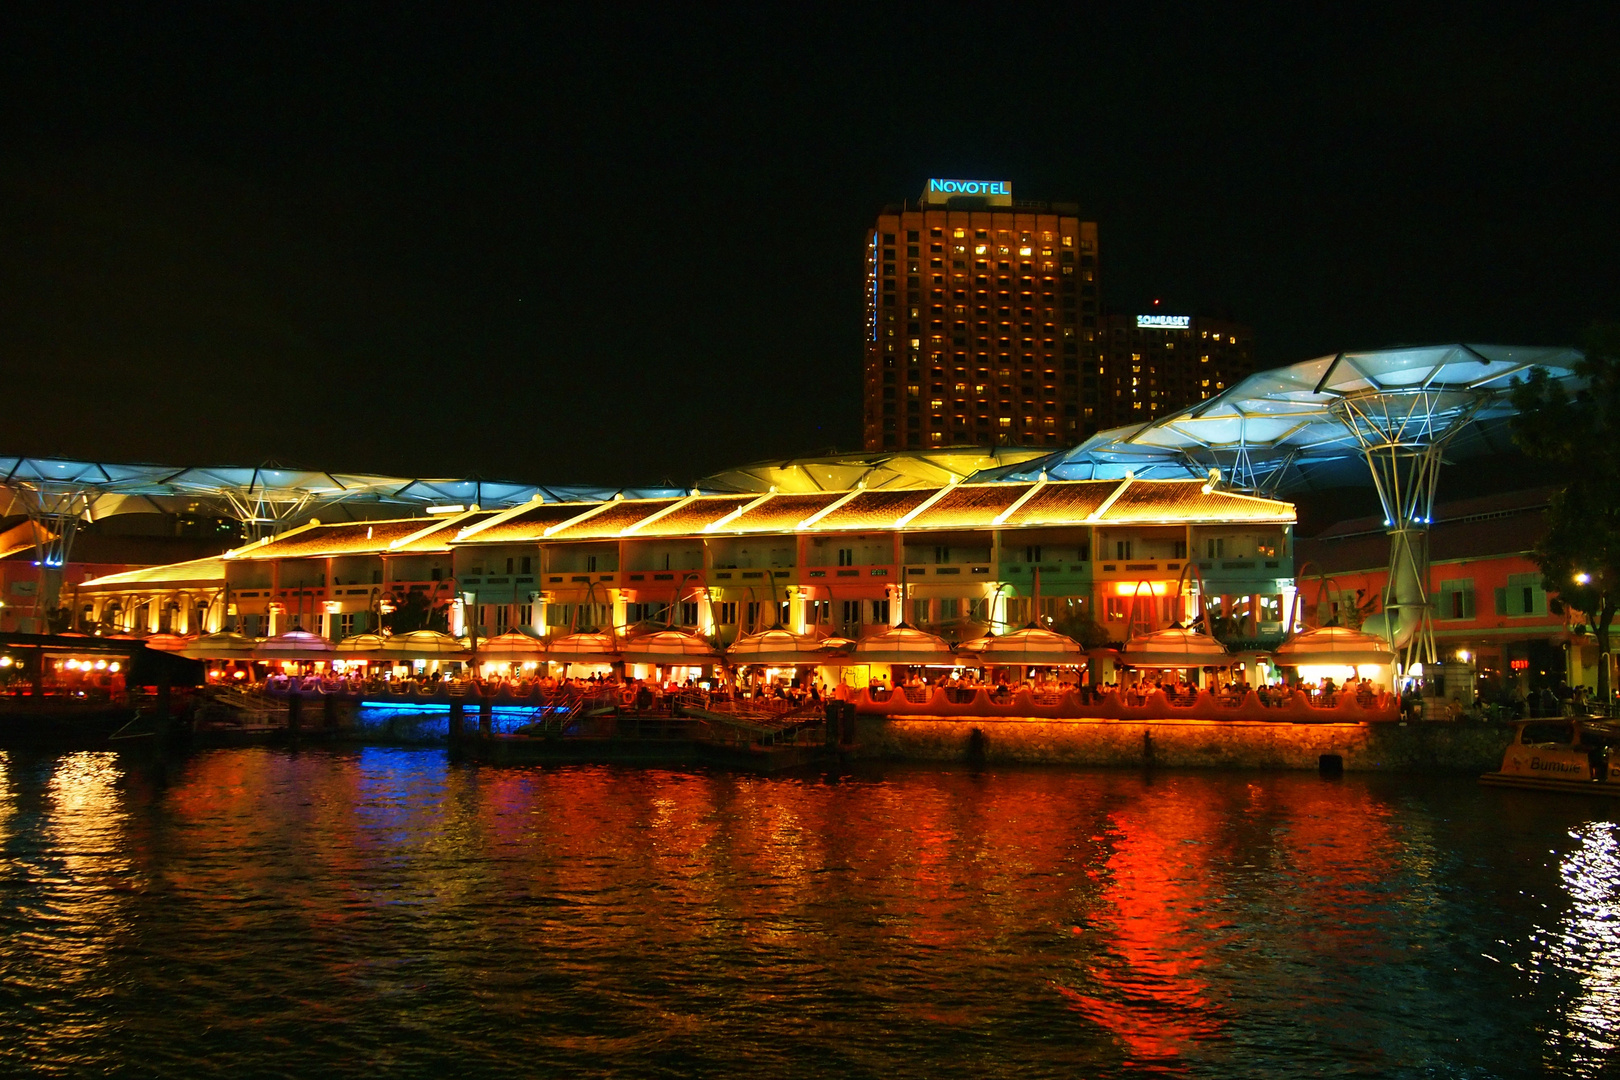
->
[862,179,1101,451]
[1094,311,1255,430]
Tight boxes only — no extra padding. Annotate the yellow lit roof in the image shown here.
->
[809,489,933,531]
[452,501,597,545]
[905,483,1033,529]
[546,498,682,539]
[80,554,228,588]
[228,518,431,560]
[721,492,842,532]
[1101,479,1294,523]
[631,494,757,537]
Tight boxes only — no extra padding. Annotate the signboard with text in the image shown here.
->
[1137,314,1192,329]
[922,178,1013,206]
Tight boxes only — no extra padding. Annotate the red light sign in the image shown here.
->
[1510,659,1530,670]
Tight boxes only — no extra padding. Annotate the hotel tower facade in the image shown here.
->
[861,179,1101,452]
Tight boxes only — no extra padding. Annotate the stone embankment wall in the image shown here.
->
[858,716,1515,773]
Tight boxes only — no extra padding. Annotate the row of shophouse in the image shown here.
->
[66,477,1298,648]
[1296,486,1579,702]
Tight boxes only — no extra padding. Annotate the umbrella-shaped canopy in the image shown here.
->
[254,630,336,661]
[475,630,549,662]
[852,625,957,666]
[383,630,472,661]
[334,633,390,656]
[725,628,836,666]
[546,631,620,665]
[1121,627,1230,668]
[141,633,193,653]
[955,633,995,655]
[176,631,259,660]
[621,629,719,666]
[974,627,1086,666]
[1273,627,1395,667]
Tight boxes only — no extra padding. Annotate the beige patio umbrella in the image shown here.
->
[545,631,621,666]
[620,629,719,666]
[1121,627,1229,668]
[973,627,1086,666]
[382,630,472,662]
[176,631,259,660]
[724,628,836,666]
[254,629,336,661]
[334,632,389,656]
[475,630,550,663]
[1273,627,1395,667]
[852,625,957,666]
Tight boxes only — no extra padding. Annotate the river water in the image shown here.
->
[2,746,1617,1078]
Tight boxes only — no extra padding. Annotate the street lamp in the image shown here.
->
[1576,572,1592,585]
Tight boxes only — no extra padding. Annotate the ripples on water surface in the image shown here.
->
[1,747,1618,1078]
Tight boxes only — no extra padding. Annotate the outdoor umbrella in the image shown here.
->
[724,628,835,666]
[382,630,472,662]
[1121,627,1229,668]
[621,629,719,666]
[1273,627,1394,667]
[176,631,259,660]
[254,630,336,661]
[852,625,957,666]
[546,631,621,666]
[973,627,1086,666]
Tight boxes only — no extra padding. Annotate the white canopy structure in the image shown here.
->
[973,344,1583,494]
[976,344,1584,674]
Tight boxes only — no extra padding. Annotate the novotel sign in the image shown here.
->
[922,178,1013,205]
[1137,314,1192,329]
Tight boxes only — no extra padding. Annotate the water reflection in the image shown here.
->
[0,751,1614,1077]
[1532,821,1620,1076]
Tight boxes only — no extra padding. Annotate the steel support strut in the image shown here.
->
[1329,389,1486,679]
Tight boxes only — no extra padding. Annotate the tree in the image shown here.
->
[1510,323,1620,705]
[382,591,448,634]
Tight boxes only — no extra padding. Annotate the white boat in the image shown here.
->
[1480,717,1620,795]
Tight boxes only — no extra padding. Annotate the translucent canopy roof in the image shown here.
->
[0,457,685,523]
[702,447,1050,494]
[972,344,1584,493]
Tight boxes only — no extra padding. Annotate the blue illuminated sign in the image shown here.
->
[1137,314,1192,329]
[922,178,1014,206]
[927,178,1010,196]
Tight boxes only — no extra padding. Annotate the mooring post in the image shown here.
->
[323,693,338,730]
[448,698,464,742]
[479,696,493,739]
[287,690,302,737]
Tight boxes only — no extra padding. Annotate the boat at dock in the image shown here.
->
[1479,717,1620,795]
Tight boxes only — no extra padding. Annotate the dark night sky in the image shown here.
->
[1,4,1616,488]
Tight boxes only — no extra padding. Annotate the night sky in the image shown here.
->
[1,5,1616,488]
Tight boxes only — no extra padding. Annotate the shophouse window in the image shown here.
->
[1207,538,1225,559]
[1115,539,1132,560]
[838,548,855,566]
[1026,545,1042,563]
[1495,574,1547,617]
[1437,579,1476,619]
[715,602,737,625]
[680,601,700,626]
[870,599,891,624]
[940,598,961,620]
[1105,596,1126,621]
